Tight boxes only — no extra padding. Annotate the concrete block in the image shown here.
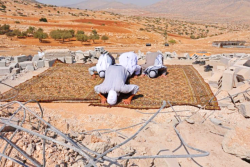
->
[25,65,34,71]
[9,63,19,69]
[65,56,73,64]
[236,69,250,82]
[0,56,5,61]
[0,117,19,132]
[44,49,71,59]
[209,71,223,88]
[14,55,28,63]
[239,102,250,118]
[37,60,45,68]
[12,68,20,74]
[221,69,235,91]
[0,60,6,67]
[44,59,56,68]
[19,61,33,70]
[0,67,13,75]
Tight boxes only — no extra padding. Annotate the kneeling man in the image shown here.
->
[89,50,115,79]
[141,52,167,78]
[94,65,139,105]
[119,52,141,78]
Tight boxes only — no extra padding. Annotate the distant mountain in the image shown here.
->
[66,0,137,10]
[66,0,250,22]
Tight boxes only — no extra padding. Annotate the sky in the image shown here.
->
[36,0,161,6]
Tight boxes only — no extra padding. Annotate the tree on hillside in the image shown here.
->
[89,29,99,43]
[76,34,88,44]
[168,39,176,45]
[34,29,48,42]
[39,17,47,22]
[69,29,75,37]
[0,24,10,35]
[101,35,109,43]
[49,30,72,43]
[26,26,36,35]
[76,30,84,35]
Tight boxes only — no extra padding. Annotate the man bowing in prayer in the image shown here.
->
[94,65,139,105]
[88,50,115,79]
[141,52,167,78]
[119,51,141,78]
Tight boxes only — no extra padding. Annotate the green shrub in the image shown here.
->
[101,35,109,42]
[39,18,47,22]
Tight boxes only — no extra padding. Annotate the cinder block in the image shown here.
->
[44,59,56,68]
[239,102,250,118]
[209,71,223,88]
[19,61,33,69]
[12,68,20,74]
[65,56,73,64]
[0,61,6,67]
[25,65,34,71]
[221,69,235,91]
[0,67,13,75]
[14,55,28,63]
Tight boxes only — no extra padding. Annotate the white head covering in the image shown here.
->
[99,71,105,78]
[149,70,157,78]
[107,90,118,105]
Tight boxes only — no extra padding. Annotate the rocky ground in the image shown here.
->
[0,60,249,167]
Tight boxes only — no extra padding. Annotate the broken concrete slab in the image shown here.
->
[228,82,250,98]
[0,67,13,75]
[19,61,33,70]
[238,102,250,118]
[9,62,19,69]
[0,117,19,132]
[222,121,250,160]
[65,56,73,64]
[236,69,250,82]
[0,60,6,67]
[44,49,71,60]
[14,55,28,63]
[44,59,56,68]
[25,65,35,71]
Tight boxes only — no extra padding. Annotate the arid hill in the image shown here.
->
[67,0,250,23]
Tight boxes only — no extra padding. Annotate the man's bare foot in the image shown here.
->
[101,97,107,104]
[140,74,146,77]
[122,99,132,105]
[134,75,139,79]
[91,75,96,79]
[161,75,167,78]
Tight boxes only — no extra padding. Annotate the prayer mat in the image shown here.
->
[1,61,220,110]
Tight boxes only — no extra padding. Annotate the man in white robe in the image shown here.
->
[119,52,141,78]
[88,50,115,79]
[141,52,167,78]
[95,65,139,105]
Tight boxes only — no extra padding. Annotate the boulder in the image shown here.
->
[0,67,13,75]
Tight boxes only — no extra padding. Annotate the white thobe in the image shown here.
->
[119,52,141,76]
[95,65,139,95]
